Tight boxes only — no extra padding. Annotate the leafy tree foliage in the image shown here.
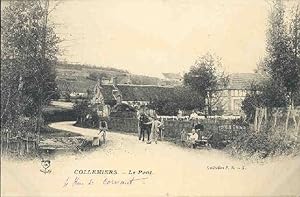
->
[263,0,300,104]
[241,80,288,122]
[183,53,228,115]
[88,72,109,81]
[1,1,60,130]
[148,86,205,116]
[243,1,300,122]
[73,100,100,128]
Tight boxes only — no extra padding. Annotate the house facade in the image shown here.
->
[211,73,263,115]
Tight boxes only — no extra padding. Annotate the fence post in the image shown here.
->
[1,134,2,155]
[257,108,264,133]
[26,137,29,153]
[273,108,278,129]
[254,107,258,132]
[18,137,22,156]
[6,132,9,153]
[285,105,291,132]
[264,108,268,125]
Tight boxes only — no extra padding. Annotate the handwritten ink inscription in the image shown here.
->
[63,177,96,187]
[63,169,152,188]
[63,176,148,187]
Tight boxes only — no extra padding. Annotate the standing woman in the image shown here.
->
[145,116,163,144]
[99,120,108,144]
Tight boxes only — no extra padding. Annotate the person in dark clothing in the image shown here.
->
[139,114,151,141]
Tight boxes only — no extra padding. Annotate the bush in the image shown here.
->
[42,107,76,123]
[226,130,300,159]
[73,100,99,128]
[148,86,205,115]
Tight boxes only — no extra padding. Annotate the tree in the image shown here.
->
[183,53,228,115]
[88,72,109,81]
[288,3,300,106]
[289,3,300,59]
[241,80,288,122]
[1,1,61,134]
[148,86,205,115]
[242,1,300,123]
[264,0,300,106]
[73,100,90,124]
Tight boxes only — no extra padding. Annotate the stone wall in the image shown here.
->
[108,117,139,133]
[108,117,248,141]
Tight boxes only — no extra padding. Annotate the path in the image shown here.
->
[2,121,300,197]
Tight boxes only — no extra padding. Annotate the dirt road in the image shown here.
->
[2,121,300,196]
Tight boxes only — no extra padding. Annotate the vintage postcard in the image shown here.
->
[1,0,300,196]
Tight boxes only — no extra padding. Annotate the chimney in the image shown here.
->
[97,77,102,86]
[111,77,118,87]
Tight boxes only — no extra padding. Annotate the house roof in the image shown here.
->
[100,84,176,102]
[100,73,263,102]
[227,73,264,90]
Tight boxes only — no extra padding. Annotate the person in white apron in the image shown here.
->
[145,116,163,144]
[99,121,108,144]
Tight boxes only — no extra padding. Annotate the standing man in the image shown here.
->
[189,110,199,128]
[137,110,141,139]
[177,109,183,119]
[139,114,152,142]
[189,110,198,120]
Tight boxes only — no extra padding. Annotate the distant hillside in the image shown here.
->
[55,63,173,94]
[57,62,130,73]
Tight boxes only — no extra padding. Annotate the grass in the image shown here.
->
[40,125,81,138]
[225,129,300,159]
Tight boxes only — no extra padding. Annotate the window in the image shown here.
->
[235,90,239,97]
[233,99,242,112]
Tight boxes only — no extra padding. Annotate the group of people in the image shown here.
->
[91,109,203,147]
[177,109,206,120]
[138,113,163,144]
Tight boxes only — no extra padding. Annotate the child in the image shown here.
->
[99,120,108,144]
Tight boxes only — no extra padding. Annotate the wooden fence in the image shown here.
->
[253,107,300,133]
[1,131,38,156]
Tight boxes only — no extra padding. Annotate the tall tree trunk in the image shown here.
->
[207,91,212,116]
[285,105,291,132]
[254,107,259,132]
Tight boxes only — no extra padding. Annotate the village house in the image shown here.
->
[91,73,263,116]
[97,84,175,107]
[159,72,263,116]
[209,73,263,116]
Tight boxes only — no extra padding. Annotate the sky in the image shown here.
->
[3,0,277,77]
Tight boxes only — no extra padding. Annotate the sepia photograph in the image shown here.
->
[1,0,300,196]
